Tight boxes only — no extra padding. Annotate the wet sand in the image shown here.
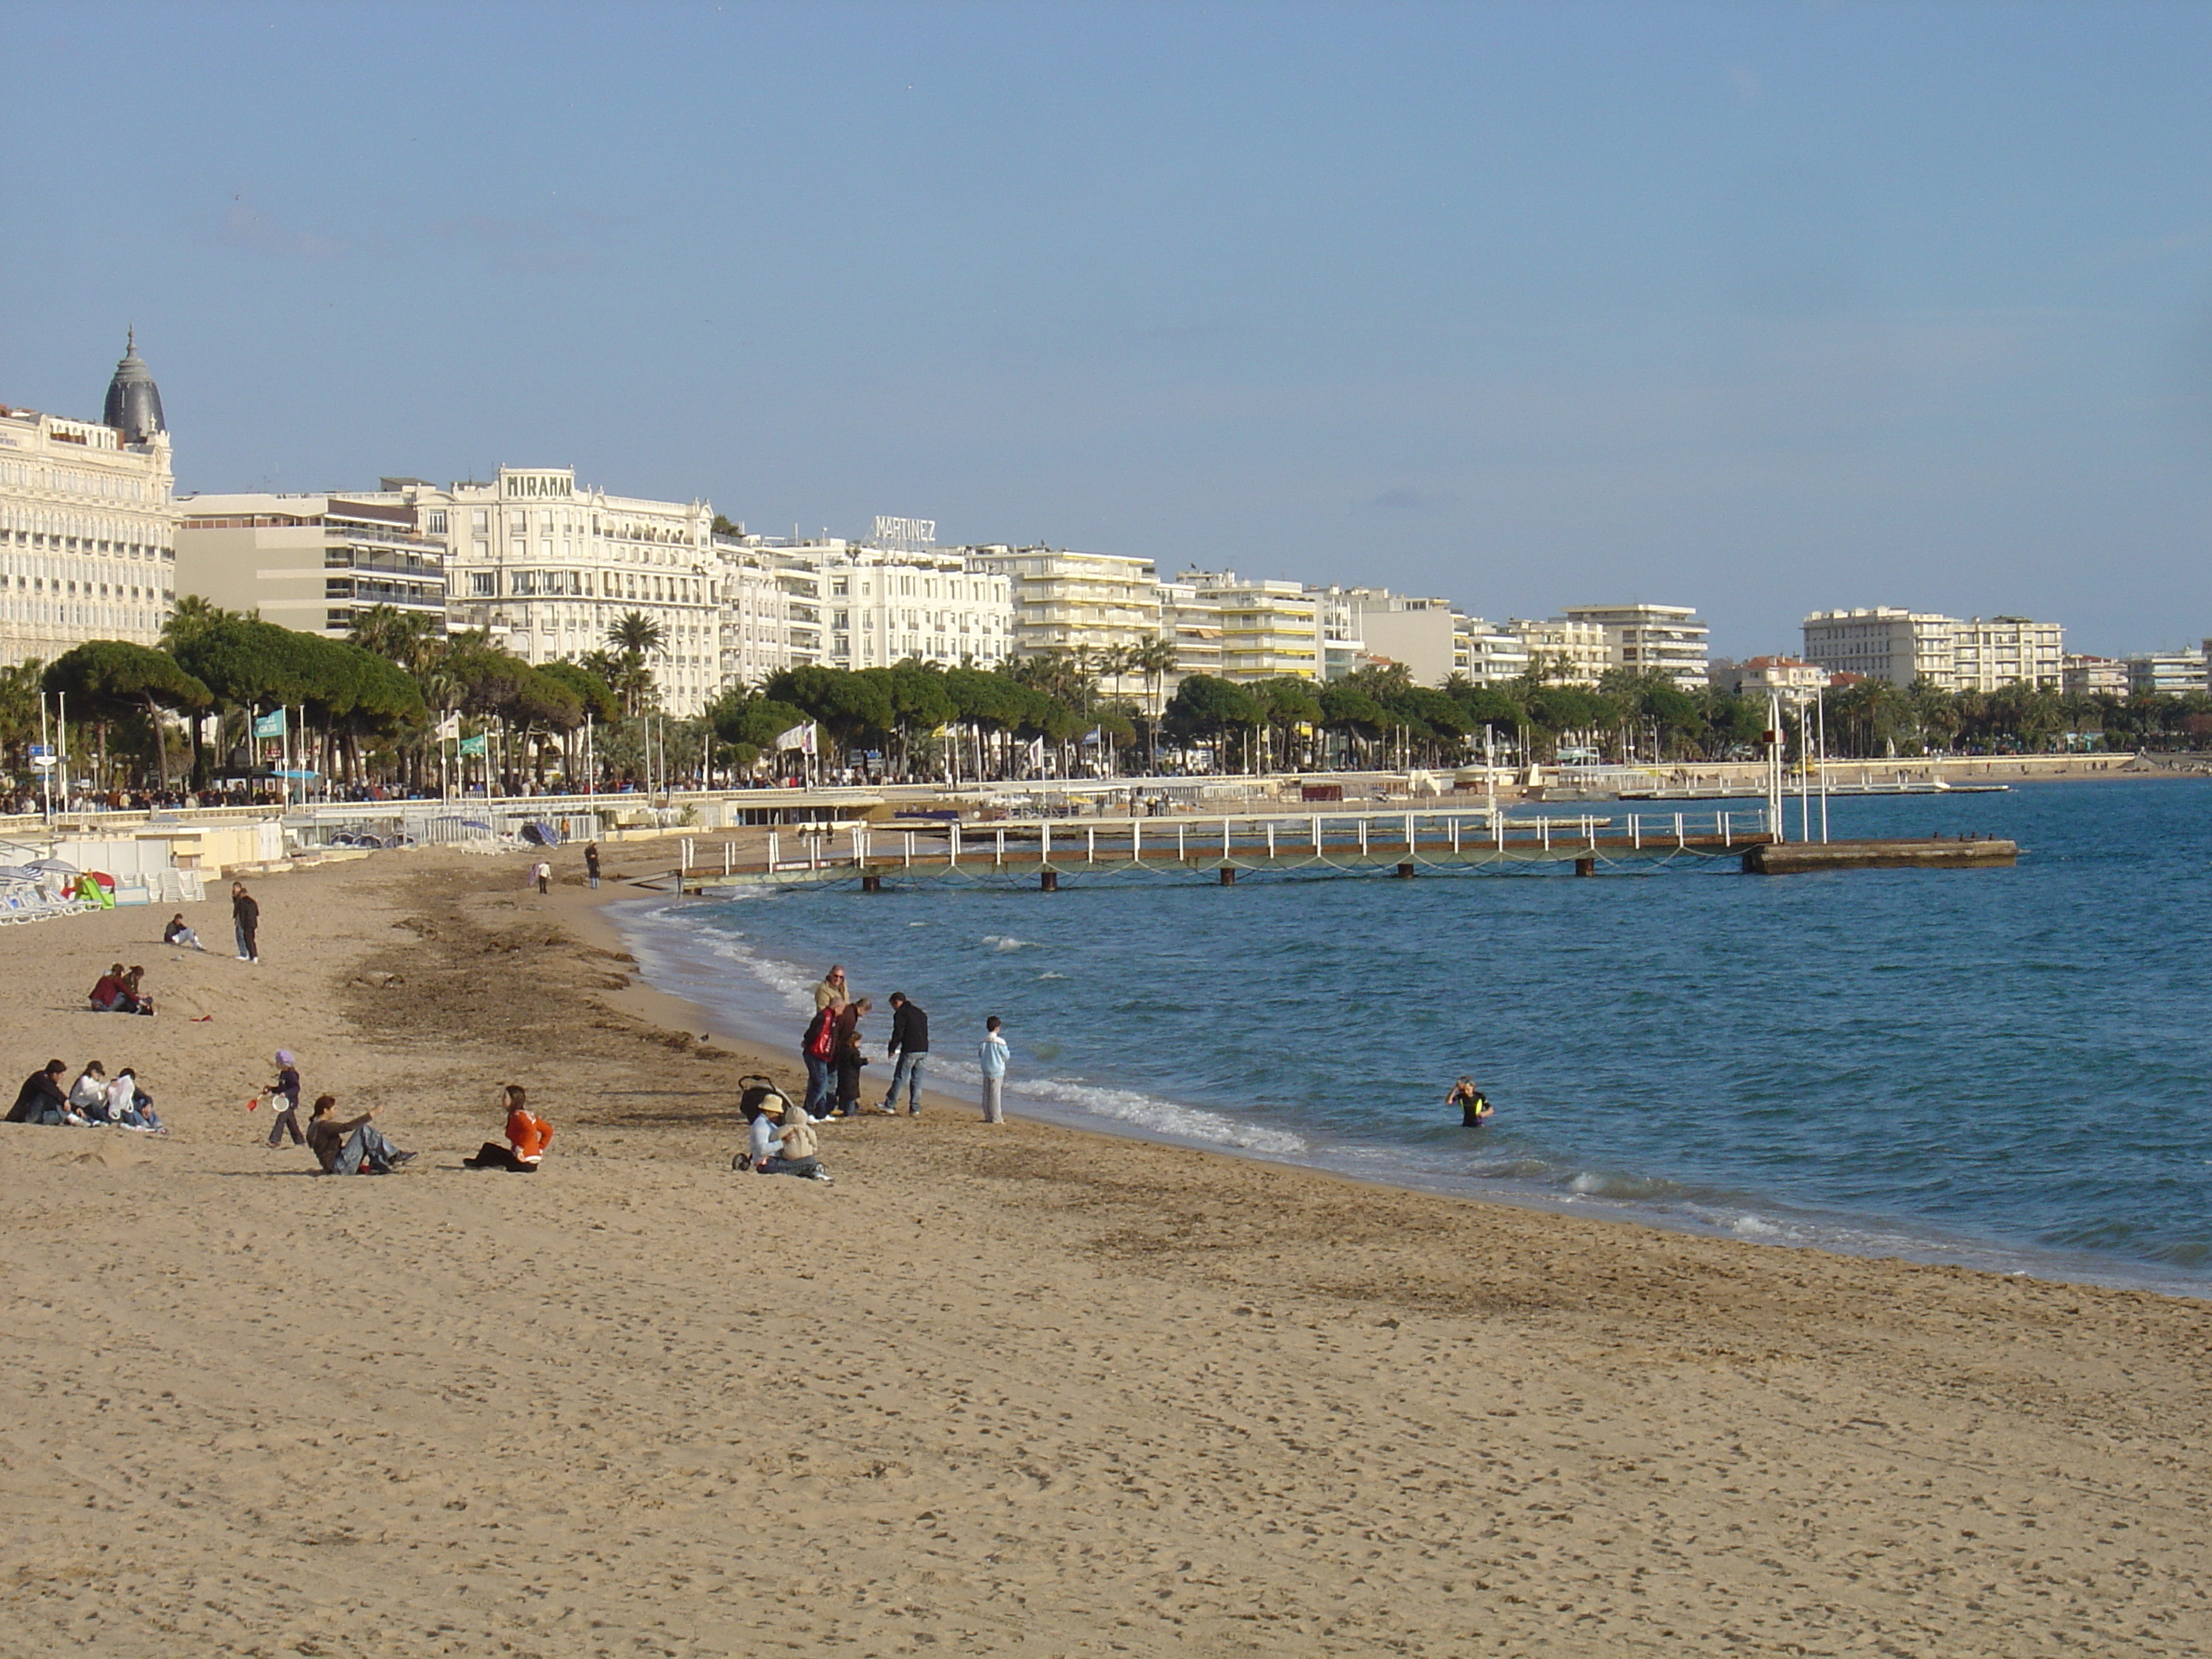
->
[1,847,2207,1656]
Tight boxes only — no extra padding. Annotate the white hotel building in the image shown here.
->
[1802,608,2064,692]
[0,335,178,667]
[735,536,1013,673]
[370,468,724,715]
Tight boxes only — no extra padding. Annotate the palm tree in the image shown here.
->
[1129,635,1179,771]
[347,604,442,678]
[603,612,667,719]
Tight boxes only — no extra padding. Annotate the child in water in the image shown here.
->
[1446,1076,1493,1127]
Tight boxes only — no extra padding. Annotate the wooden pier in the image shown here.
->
[665,806,1782,891]
[1743,837,2018,875]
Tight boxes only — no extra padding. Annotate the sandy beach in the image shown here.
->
[3,847,2208,1656]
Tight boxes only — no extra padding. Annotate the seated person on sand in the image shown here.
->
[463,1084,553,1173]
[122,966,154,1016]
[88,964,134,1013]
[1445,1075,1493,1127]
[6,1060,69,1125]
[743,1095,830,1182]
[67,1061,110,1122]
[163,913,206,952]
[103,1065,165,1133]
[305,1095,417,1176]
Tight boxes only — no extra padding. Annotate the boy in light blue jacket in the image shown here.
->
[978,1016,1009,1124]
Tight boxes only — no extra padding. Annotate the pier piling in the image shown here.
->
[1395,863,1416,879]
[1219,866,1237,886]
[1575,856,1596,877]
[1040,870,1059,892]
[860,873,882,894]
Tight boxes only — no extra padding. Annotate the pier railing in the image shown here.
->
[672,806,1775,887]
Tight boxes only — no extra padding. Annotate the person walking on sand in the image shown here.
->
[231,882,260,963]
[978,1016,1010,1124]
[812,964,850,1014]
[585,843,602,889]
[882,992,929,1115]
[265,1050,304,1148]
[532,859,551,895]
[463,1083,553,1172]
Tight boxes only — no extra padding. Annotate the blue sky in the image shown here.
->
[5,0,2210,656]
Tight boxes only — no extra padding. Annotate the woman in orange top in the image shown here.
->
[463,1084,554,1173]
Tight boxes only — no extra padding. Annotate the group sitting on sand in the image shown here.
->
[86,963,154,1016]
[6,1057,166,1132]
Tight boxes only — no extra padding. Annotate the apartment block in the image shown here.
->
[1178,570,1320,681]
[176,494,447,637]
[1803,608,2063,692]
[1505,617,1612,686]
[2060,654,2128,698]
[1454,616,1530,685]
[1563,602,1711,688]
[2124,651,2209,696]
[0,335,178,667]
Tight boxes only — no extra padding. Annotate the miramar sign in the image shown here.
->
[501,469,575,499]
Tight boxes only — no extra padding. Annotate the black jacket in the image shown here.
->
[233,891,259,930]
[888,1001,929,1055]
[8,1070,66,1124]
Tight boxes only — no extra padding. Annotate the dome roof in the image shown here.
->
[102,327,166,445]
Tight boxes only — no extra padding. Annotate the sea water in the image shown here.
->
[615,779,2212,1295]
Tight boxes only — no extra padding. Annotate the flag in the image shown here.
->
[252,709,287,739]
[435,713,461,741]
[773,722,817,755]
[1080,725,1103,747]
[458,733,488,757]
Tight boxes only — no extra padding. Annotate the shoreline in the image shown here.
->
[603,871,2212,1303]
[4,844,2210,1653]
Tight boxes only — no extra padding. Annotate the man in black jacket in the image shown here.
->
[7,1060,68,1124]
[882,992,929,1116]
[231,881,260,963]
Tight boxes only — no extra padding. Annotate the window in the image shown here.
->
[471,572,498,597]
[472,509,489,532]
[425,509,448,535]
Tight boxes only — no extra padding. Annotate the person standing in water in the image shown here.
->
[1445,1076,1493,1127]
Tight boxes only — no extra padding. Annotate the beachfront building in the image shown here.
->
[709,534,792,689]
[2061,655,2129,698]
[1157,578,1224,684]
[0,335,178,667]
[1802,608,2064,692]
[1307,586,1470,685]
[1563,602,1711,689]
[1951,616,2064,692]
[787,539,1014,672]
[963,544,1161,703]
[1454,615,1531,684]
[1505,617,1611,686]
[2124,651,2209,696]
[1177,570,1321,681]
[175,494,448,639]
[366,469,722,715]
[1735,655,1832,704]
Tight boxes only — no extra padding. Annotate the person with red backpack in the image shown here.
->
[800,1001,841,1121]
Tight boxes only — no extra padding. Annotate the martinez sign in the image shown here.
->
[502,469,575,499]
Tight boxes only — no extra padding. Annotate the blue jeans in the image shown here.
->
[883,1051,927,1112]
[333,1124,401,1175]
[801,1054,834,1119]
